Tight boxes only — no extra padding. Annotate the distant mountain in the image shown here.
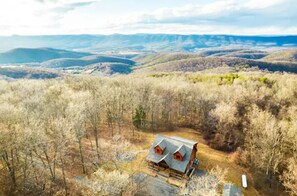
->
[262,49,297,63]
[198,49,268,59]
[0,48,91,64]
[135,54,297,74]
[82,63,133,76]
[134,53,202,67]
[0,67,60,79]
[41,55,135,68]
[0,34,297,52]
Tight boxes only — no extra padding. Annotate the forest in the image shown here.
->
[0,71,296,195]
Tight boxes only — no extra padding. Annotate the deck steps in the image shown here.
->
[158,170,170,178]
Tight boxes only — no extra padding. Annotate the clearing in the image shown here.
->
[120,127,281,196]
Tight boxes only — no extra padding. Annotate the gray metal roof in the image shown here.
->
[222,184,242,196]
[155,139,167,150]
[147,135,198,173]
[174,145,186,157]
[169,136,197,147]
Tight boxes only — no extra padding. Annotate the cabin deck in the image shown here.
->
[146,162,197,188]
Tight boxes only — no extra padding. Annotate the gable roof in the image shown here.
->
[154,139,167,150]
[147,135,198,173]
[174,144,186,157]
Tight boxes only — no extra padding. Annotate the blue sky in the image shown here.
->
[0,0,296,35]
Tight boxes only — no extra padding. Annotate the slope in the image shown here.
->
[0,48,91,64]
[41,55,136,68]
[198,49,268,59]
[262,49,297,63]
[0,67,60,79]
[134,54,297,74]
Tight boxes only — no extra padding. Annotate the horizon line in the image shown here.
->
[1,33,297,37]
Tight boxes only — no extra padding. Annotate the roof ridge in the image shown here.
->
[168,136,197,146]
[147,134,197,173]
[155,138,167,150]
[174,144,184,153]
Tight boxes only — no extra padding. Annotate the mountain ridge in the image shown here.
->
[0,34,297,52]
[0,47,91,64]
[134,53,297,74]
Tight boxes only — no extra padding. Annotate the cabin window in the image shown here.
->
[174,152,183,161]
[154,146,163,155]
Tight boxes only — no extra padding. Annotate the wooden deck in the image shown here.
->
[146,164,194,188]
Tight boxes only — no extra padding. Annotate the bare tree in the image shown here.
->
[182,166,228,196]
[281,158,297,195]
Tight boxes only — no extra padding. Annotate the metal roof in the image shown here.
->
[169,136,197,147]
[154,139,167,150]
[174,144,186,157]
[146,135,198,173]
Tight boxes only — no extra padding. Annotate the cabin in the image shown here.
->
[146,135,198,178]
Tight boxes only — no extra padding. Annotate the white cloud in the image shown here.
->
[0,0,296,35]
[0,0,98,31]
[116,0,294,25]
[244,0,286,9]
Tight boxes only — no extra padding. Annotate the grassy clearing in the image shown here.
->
[122,128,274,196]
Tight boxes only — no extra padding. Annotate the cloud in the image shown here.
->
[50,1,96,14]
[96,0,296,35]
[0,0,98,35]
[118,0,294,26]
[35,0,98,4]
[245,0,286,9]
[0,0,296,35]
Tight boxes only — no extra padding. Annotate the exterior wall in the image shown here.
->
[190,144,197,162]
[186,144,198,172]
[148,160,185,177]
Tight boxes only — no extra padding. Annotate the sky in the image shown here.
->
[0,0,296,35]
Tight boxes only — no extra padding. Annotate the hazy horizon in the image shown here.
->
[1,33,297,37]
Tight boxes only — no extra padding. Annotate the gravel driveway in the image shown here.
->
[133,173,180,196]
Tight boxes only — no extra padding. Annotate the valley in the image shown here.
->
[1,46,297,80]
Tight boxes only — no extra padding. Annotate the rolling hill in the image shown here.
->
[0,48,91,64]
[198,49,268,59]
[134,54,297,74]
[133,53,202,67]
[0,47,137,76]
[0,34,297,52]
[82,63,133,76]
[262,49,297,63]
[1,46,297,77]
[0,67,60,79]
[41,55,136,68]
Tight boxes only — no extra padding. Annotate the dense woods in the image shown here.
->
[0,72,297,195]
[135,54,297,74]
